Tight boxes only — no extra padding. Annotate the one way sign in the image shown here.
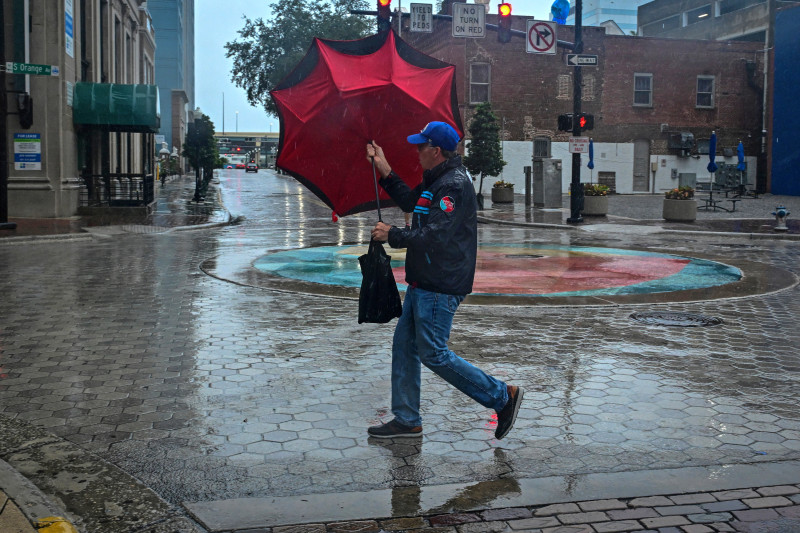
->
[566,54,599,66]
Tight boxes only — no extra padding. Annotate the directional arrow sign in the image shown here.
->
[566,54,598,67]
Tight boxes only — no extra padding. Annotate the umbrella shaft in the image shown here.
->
[372,158,382,222]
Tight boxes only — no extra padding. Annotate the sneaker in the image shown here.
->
[495,385,523,440]
[367,419,422,439]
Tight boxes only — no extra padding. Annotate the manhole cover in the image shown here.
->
[629,312,723,327]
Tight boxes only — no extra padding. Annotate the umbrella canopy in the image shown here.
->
[587,138,594,170]
[707,131,718,174]
[737,140,746,171]
[270,30,463,217]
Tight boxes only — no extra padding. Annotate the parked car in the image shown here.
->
[245,162,258,173]
[225,164,234,169]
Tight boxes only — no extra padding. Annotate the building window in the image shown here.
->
[582,75,595,101]
[470,63,490,104]
[696,75,715,108]
[633,73,652,107]
[685,5,712,25]
[556,74,571,100]
[720,0,764,16]
[641,15,681,36]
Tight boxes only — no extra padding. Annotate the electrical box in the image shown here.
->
[533,137,551,161]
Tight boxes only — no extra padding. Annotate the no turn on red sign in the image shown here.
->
[526,20,557,54]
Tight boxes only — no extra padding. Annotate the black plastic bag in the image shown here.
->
[358,239,403,324]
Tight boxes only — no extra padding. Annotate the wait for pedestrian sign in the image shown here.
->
[5,62,60,76]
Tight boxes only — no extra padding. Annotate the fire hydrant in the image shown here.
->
[773,206,790,231]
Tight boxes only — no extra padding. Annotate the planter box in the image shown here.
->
[491,187,514,203]
[582,195,608,216]
[663,199,697,222]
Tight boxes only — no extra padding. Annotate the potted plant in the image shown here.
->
[663,185,697,222]
[491,179,514,203]
[464,103,506,209]
[582,183,609,216]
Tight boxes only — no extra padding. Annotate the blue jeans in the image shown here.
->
[391,286,508,427]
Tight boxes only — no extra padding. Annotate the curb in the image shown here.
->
[0,415,201,533]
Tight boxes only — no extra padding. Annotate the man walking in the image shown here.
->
[366,121,523,440]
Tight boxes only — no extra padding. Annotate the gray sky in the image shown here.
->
[194,1,551,135]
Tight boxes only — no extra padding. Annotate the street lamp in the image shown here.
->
[236,111,239,133]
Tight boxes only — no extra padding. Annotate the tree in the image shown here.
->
[225,0,371,116]
[463,102,506,205]
[183,114,218,200]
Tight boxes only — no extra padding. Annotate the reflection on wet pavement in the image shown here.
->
[1,170,800,512]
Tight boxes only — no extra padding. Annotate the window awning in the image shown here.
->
[73,83,160,132]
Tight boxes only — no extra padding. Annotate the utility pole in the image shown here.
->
[566,0,583,224]
[0,6,17,230]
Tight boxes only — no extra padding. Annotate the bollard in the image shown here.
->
[772,206,790,232]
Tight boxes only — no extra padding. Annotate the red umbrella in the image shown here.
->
[270,30,463,217]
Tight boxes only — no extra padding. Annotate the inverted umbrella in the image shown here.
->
[707,130,718,191]
[270,30,463,217]
[587,138,594,171]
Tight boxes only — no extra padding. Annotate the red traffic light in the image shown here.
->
[236,147,241,151]
[498,3,511,16]
[378,0,391,5]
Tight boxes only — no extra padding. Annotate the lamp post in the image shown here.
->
[235,111,239,133]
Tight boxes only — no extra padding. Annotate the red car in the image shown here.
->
[235,162,246,169]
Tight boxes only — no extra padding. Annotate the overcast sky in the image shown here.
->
[194,1,552,135]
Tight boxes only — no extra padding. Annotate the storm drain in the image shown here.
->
[629,311,723,327]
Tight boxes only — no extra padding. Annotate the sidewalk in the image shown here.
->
[0,174,230,242]
[2,174,800,532]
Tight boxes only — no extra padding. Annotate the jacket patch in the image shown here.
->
[440,196,455,213]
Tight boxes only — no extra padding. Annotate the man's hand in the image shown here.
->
[371,221,392,242]
[366,141,392,179]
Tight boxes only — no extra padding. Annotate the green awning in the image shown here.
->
[73,83,160,132]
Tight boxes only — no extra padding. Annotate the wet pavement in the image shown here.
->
[1,170,800,532]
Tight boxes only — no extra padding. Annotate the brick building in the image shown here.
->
[396,14,765,194]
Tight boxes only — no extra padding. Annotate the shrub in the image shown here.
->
[584,183,609,196]
[665,186,695,200]
[493,180,514,188]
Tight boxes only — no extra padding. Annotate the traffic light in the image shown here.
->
[18,93,33,129]
[498,3,512,43]
[557,114,573,131]
[377,0,392,32]
[578,113,594,130]
[236,147,241,152]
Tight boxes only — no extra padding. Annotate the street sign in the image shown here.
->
[526,20,557,54]
[452,3,486,38]
[5,62,60,76]
[569,136,590,154]
[566,54,599,67]
[410,3,433,33]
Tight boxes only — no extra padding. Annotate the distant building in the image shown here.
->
[398,14,764,194]
[566,0,651,34]
[149,0,195,157]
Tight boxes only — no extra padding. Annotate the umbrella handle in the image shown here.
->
[371,157,383,222]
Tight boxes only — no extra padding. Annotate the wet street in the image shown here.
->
[2,169,800,531]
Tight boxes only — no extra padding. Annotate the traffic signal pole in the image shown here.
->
[566,0,583,224]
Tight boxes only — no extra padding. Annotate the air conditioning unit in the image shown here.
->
[660,123,669,133]
[668,132,695,157]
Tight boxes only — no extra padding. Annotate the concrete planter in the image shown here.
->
[662,199,697,222]
[582,195,608,216]
[491,187,514,203]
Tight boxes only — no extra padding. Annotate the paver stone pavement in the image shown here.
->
[1,170,800,532]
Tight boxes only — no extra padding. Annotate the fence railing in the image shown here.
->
[80,173,155,207]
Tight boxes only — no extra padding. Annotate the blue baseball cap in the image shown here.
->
[407,121,460,151]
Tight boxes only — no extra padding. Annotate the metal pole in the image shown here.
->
[0,5,16,229]
[566,0,584,224]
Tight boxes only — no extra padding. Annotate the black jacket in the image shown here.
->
[379,156,477,296]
